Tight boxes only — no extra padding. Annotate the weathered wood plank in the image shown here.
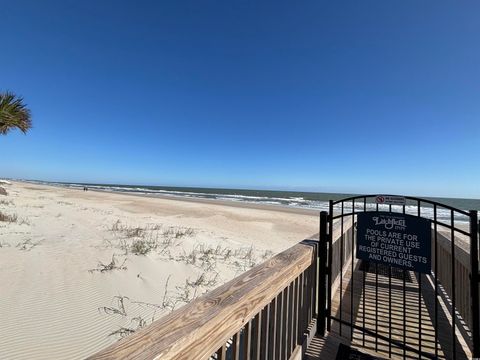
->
[275,292,283,359]
[251,312,261,360]
[292,278,299,351]
[216,345,226,360]
[88,240,316,360]
[260,305,269,359]
[241,320,251,360]
[232,332,240,360]
[287,282,293,358]
[268,297,277,360]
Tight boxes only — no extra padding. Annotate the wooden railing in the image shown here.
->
[89,239,319,360]
[329,218,354,300]
[433,231,474,332]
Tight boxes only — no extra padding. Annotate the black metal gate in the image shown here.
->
[317,195,479,359]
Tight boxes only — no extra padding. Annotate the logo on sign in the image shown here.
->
[376,196,385,203]
[372,216,406,230]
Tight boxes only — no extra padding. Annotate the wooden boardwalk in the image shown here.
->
[305,259,473,359]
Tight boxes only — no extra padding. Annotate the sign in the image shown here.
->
[356,212,431,273]
[375,195,406,205]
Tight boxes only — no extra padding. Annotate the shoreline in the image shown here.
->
[15,181,476,224]
[15,180,321,217]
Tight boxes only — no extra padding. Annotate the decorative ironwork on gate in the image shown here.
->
[317,195,479,360]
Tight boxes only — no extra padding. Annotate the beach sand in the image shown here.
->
[0,181,318,359]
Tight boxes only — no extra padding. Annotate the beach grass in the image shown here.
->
[0,210,17,223]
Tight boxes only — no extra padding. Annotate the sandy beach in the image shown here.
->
[0,181,318,359]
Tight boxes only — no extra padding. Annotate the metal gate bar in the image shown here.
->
[362,198,366,347]
[389,203,393,358]
[351,199,355,341]
[434,204,439,359]
[327,200,333,332]
[470,211,479,356]
[339,202,344,336]
[402,204,406,359]
[453,211,457,358]
[418,200,423,358]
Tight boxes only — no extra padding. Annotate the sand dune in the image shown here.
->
[0,181,318,359]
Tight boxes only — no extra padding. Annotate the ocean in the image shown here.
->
[26,180,480,224]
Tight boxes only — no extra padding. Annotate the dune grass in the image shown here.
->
[0,210,17,223]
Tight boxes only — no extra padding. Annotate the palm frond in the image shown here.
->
[0,91,32,135]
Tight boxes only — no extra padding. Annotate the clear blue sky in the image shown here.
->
[1,1,479,198]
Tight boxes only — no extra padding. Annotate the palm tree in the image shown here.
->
[0,91,32,135]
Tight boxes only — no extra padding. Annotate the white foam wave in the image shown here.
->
[27,180,472,224]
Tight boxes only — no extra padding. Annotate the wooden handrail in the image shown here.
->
[434,231,473,332]
[88,240,317,360]
[330,218,354,298]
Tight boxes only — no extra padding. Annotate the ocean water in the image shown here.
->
[27,180,480,224]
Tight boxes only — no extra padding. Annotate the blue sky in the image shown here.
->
[1,1,479,198]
